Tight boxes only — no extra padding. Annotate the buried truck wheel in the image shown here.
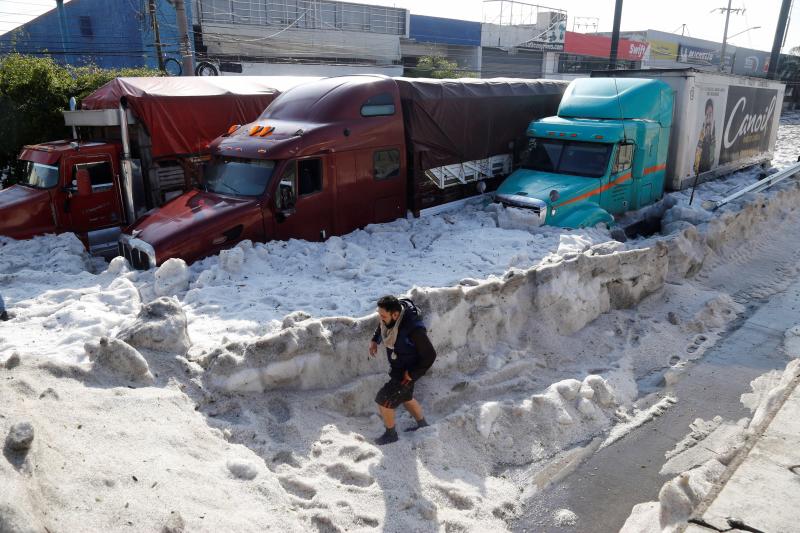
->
[610,227,628,242]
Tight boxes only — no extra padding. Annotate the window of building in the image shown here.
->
[374,149,400,180]
[79,16,93,38]
[361,93,395,117]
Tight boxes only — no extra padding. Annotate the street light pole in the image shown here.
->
[726,26,761,40]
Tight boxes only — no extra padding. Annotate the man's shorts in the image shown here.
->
[375,378,414,409]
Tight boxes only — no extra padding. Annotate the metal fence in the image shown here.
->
[197,0,407,35]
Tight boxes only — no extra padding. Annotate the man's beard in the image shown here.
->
[385,319,397,329]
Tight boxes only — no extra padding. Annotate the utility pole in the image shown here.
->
[719,0,733,72]
[714,3,744,73]
[55,0,73,65]
[148,0,166,72]
[609,0,623,70]
[174,0,194,76]
[767,0,793,79]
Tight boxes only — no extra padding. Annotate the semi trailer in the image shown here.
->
[495,68,786,228]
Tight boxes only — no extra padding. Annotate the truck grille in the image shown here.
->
[118,241,152,270]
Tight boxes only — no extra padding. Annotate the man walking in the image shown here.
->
[369,295,436,445]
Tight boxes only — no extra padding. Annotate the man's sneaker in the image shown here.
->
[375,427,398,445]
[404,418,430,432]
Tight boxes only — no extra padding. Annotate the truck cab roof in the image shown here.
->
[211,75,400,161]
[531,116,632,144]
[557,78,673,127]
[20,140,120,164]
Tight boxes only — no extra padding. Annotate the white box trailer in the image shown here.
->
[592,68,785,191]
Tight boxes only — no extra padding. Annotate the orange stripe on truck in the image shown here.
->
[644,164,666,175]
[555,163,666,208]
[556,172,632,207]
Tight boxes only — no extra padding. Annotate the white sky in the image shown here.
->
[0,0,797,52]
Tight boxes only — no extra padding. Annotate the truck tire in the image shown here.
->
[164,58,182,77]
[610,227,628,242]
[195,62,219,76]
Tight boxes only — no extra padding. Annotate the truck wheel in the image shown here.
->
[195,62,219,76]
[164,58,182,76]
[610,227,628,242]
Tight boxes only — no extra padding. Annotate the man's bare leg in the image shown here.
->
[403,399,424,421]
[375,405,398,445]
[403,399,429,431]
[378,404,396,429]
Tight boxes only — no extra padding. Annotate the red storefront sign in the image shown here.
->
[565,31,648,61]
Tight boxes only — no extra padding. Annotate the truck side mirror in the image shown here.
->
[76,169,92,195]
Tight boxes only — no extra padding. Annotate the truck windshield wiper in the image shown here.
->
[205,181,244,196]
[219,181,244,195]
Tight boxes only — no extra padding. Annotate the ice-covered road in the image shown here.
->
[0,194,611,362]
[2,114,798,364]
[0,114,798,533]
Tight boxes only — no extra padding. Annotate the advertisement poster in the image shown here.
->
[690,84,727,175]
[678,44,716,66]
[719,86,778,164]
[732,48,771,77]
[648,39,678,61]
[519,16,566,52]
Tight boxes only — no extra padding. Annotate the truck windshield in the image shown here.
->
[20,162,59,189]
[523,139,612,178]
[204,157,276,197]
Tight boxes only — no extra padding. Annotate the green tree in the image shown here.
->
[0,54,159,187]
[406,55,477,79]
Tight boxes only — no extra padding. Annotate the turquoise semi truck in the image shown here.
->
[495,69,786,228]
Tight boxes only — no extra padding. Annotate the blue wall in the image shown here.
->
[409,15,481,47]
[0,0,193,71]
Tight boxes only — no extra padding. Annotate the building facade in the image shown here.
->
[401,15,482,77]
[0,0,193,71]
[192,0,407,76]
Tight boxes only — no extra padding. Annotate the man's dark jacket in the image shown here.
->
[372,300,436,381]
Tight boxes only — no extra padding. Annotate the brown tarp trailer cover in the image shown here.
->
[80,76,320,159]
[395,77,569,171]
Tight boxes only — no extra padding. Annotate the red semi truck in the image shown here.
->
[0,76,316,255]
[118,75,568,268]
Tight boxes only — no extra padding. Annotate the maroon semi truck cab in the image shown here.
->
[120,76,408,267]
[1,141,125,253]
[0,76,317,255]
[119,75,568,268]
